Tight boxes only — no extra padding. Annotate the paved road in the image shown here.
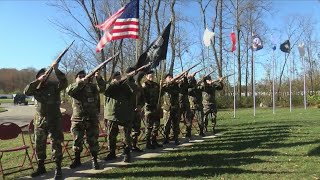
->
[0,103,35,127]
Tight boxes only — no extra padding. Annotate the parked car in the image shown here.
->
[13,93,28,105]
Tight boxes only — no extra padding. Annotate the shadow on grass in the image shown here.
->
[89,120,302,178]
[307,145,320,156]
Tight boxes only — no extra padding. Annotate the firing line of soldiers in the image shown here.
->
[24,44,227,179]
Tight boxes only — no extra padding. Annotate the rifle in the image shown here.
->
[197,70,215,85]
[189,67,206,77]
[120,62,152,82]
[171,62,201,82]
[212,73,235,83]
[85,52,120,79]
[36,40,75,89]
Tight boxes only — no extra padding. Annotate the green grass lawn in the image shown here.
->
[0,107,6,112]
[0,98,32,104]
[1,108,320,179]
[86,108,320,180]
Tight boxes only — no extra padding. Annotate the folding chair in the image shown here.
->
[27,120,52,163]
[0,122,34,179]
[98,120,108,152]
[61,114,73,161]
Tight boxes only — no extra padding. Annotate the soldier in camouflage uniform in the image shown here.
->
[187,75,205,137]
[103,71,135,163]
[200,75,223,133]
[162,73,180,145]
[142,70,163,149]
[66,70,106,170]
[126,67,145,152]
[178,76,193,138]
[24,62,67,179]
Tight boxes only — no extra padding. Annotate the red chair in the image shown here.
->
[61,114,73,161]
[0,122,34,179]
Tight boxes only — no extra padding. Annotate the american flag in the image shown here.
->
[96,0,139,53]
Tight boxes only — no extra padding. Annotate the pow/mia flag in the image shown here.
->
[134,21,171,71]
[252,35,263,51]
[280,40,290,53]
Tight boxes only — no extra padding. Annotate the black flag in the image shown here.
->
[280,40,290,53]
[134,21,171,71]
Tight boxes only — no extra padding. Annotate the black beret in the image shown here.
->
[165,73,173,78]
[125,67,135,73]
[75,70,86,79]
[36,68,46,78]
[112,71,121,79]
[205,75,211,80]
[146,70,154,75]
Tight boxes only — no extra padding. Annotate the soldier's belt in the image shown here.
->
[87,98,95,103]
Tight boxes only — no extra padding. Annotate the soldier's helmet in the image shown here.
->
[36,68,46,78]
[75,70,86,79]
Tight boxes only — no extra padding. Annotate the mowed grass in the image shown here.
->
[0,107,6,112]
[85,107,320,180]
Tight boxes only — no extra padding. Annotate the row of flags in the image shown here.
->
[203,28,294,54]
[95,0,171,72]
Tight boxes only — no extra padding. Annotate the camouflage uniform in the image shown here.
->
[104,79,135,158]
[188,76,205,135]
[142,79,161,147]
[66,76,105,156]
[178,76,193,138]
[24,68,67,177]
[200,78,223,133]
[127,78,145,149]
[162,80,180,143]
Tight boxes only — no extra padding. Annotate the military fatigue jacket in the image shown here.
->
[128,78,145,109]
[200,80,223,109]
[142,80,160,112]
[178,76,191,109]
[67,76,106,121]
[188,77,203,110]
[104,80,135,125]
[24,69,68,119]
[161,81,180,111]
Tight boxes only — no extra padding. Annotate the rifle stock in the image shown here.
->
[36,40,75,89]
[197,70,215,85]
[190,67,206,77]
[85,52,120,79]
[120,62,152,82]
[212,73,235,83]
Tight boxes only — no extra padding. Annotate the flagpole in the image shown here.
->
[253,53,256,117]
[272,50,275,114]
[303,55,307,110]
[233,52,236,118]
[289,54,292,112]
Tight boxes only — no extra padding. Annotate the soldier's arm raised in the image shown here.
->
[96,75,106,93]
[54,67,68,91]
[24,80,41,96]
[66,81,86,98]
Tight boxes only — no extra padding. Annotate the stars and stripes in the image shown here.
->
[96,0,139,53]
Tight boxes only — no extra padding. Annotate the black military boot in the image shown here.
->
[185,127,192,138]
[132,141,143,152]
[199,128,206,137]
[91,152,100,170]
[123,147,131,163]
[152,136,163,148]
[69,152,81,169]
[174,138,180,145]
[146,139,156,149]
[104,151,117,161]
[31,160,46,177]
[54,161,62,180]
[163,135,169,144]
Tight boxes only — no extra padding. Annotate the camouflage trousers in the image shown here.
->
[204,104,218,131]
[179,106,193,133]
[132,111,142,145]
[34,114,63,162]
[190,108,205,132]
[163,108,180,140]
[70,118,99,155]
[145,110,161,141]
[106,120,132,153]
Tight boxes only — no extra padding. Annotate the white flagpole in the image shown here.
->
[303,56,307,109]
[253,54,256,117]
[289,54,292,112]
[233,52,236,118]
[272,50,275,114]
